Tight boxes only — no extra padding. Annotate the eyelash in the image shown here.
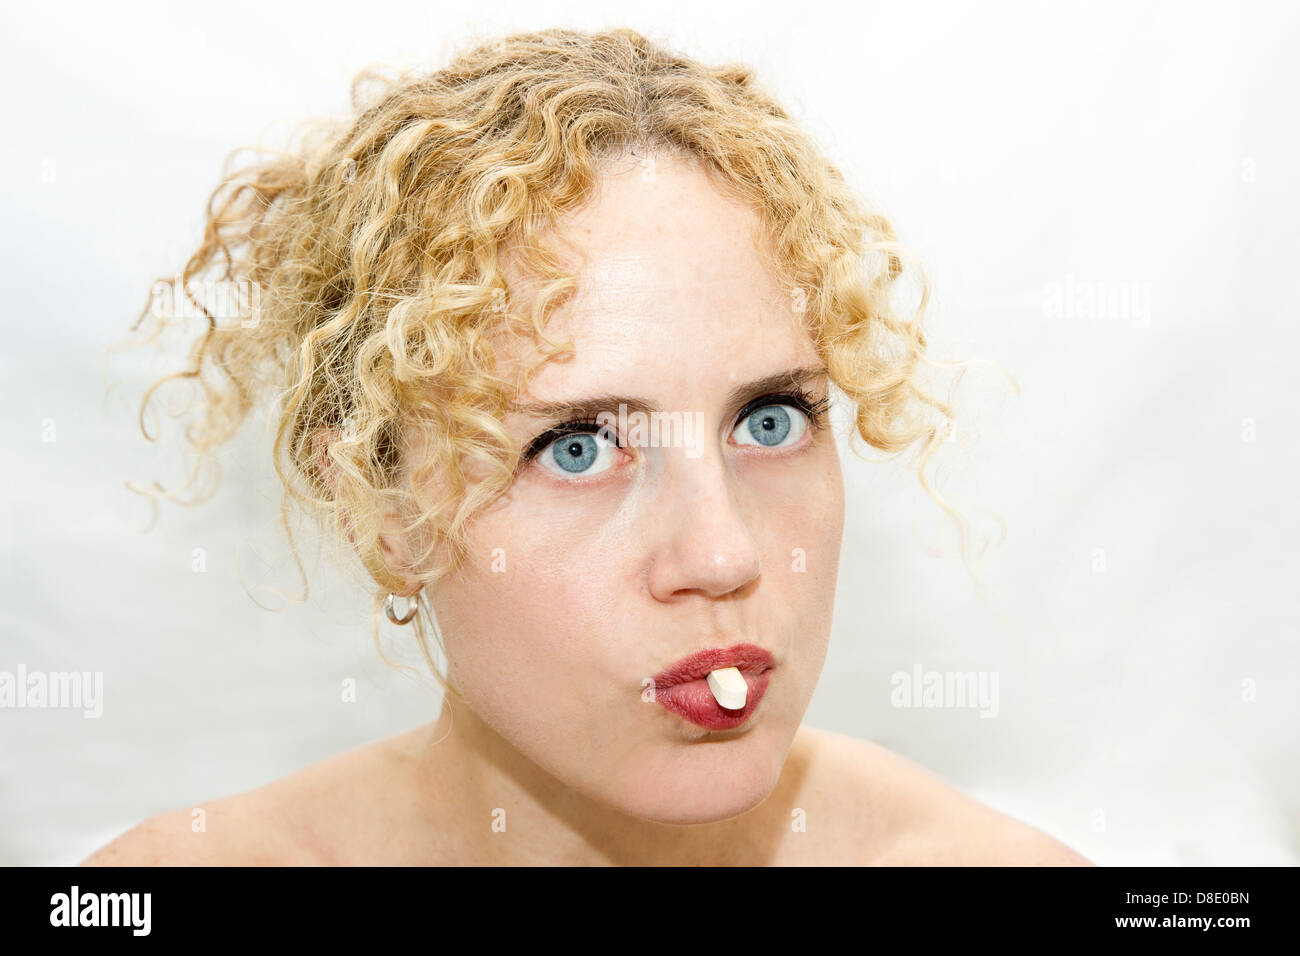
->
[519,387,832,466]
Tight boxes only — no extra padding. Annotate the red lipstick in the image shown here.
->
[649,643,774,731]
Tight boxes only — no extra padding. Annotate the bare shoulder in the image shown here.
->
[79,728,426,866]
[791,726,1093,866]
[79,796,303,866]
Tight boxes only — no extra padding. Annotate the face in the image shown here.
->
[421,152,845,824]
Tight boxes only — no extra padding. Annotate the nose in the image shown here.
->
[645,451,763,602]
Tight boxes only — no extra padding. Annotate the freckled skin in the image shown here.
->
[423,152,845,828]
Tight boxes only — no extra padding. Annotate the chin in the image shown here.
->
[605,737,787,825]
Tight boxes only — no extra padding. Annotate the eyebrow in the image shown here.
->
[508,364,829,422]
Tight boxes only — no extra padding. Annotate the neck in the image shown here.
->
[408,695,797,865]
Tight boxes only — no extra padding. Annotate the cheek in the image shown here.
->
[753,444,844,684]
[429,506,630,735]
[811,444,846,577]
[749,441,845,589]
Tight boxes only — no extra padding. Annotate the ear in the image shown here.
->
[310,425,423,597]
[376,509,423,598]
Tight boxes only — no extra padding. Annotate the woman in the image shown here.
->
[84,27,1089,865]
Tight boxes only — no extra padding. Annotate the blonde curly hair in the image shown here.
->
[115,26,982,689]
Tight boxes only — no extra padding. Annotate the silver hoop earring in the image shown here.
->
[385,591,419,626]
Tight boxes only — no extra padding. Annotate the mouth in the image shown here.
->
[649,643,775,731]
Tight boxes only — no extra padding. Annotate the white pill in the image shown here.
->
[706,666,748,710]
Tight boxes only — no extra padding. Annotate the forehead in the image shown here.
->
[496,153,818,398]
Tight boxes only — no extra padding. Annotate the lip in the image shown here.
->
[649,643,774,731]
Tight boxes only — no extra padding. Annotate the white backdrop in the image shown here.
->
[2,0,1296,866]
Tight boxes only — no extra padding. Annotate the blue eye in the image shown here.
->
[733,403,808,448]
[539,430,619,477]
